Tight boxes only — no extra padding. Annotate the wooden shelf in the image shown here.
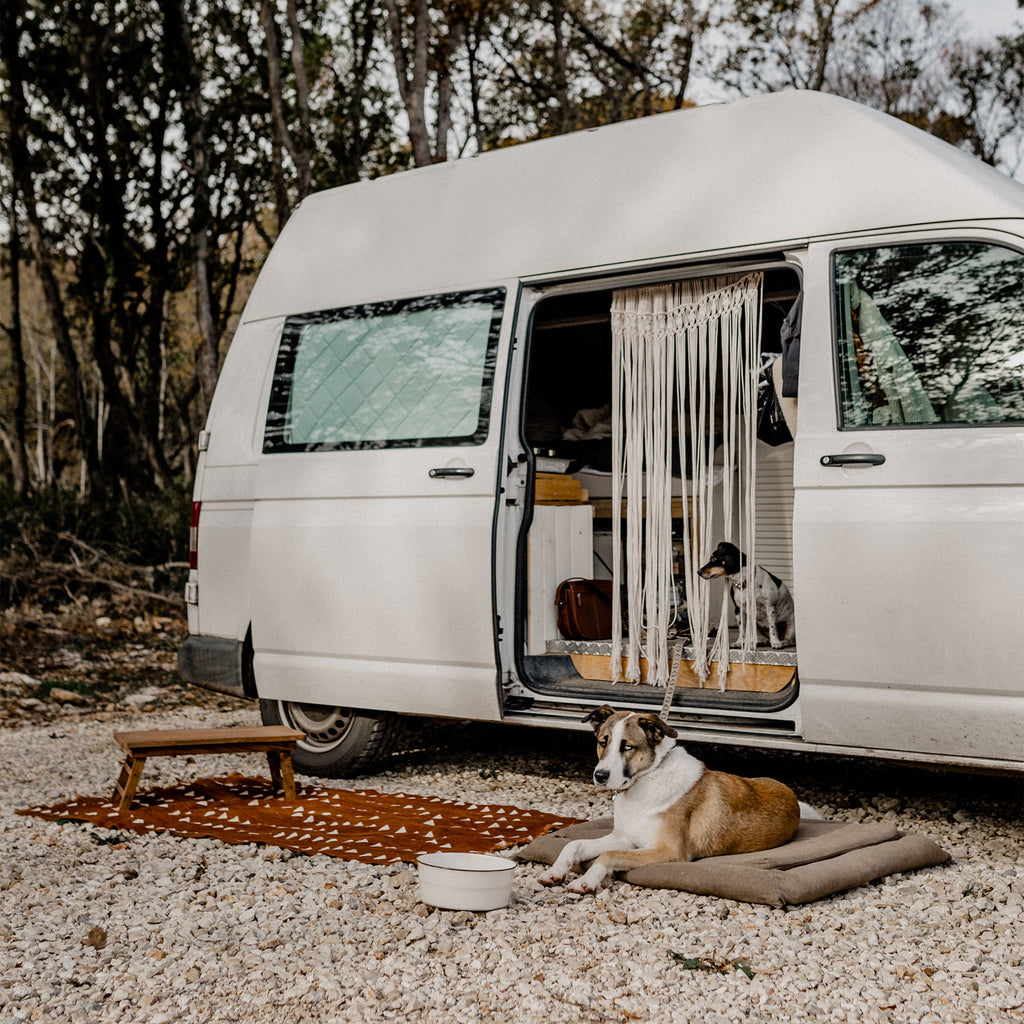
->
[588,496,690,519]
[535,473,588,505]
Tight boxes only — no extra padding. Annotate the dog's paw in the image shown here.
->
[565,877,598,895]
[566,865,607,894]
[537,869,566,887]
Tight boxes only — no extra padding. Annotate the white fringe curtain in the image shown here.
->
[610,273,762,690]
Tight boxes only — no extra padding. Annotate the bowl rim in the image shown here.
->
[417,851,516,874]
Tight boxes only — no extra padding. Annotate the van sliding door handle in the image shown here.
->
[820,453,886,467]
[429,467,475,478]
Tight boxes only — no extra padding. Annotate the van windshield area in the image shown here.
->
[518,266,801,709]
[833,242,1024,428]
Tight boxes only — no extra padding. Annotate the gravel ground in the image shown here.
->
[1,700,1022,1024]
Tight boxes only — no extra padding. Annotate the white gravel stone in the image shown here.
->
[1,707,1022,1023]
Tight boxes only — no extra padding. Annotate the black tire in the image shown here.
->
[259,699,402,778]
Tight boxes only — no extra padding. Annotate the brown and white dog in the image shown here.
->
[538,705,803,894]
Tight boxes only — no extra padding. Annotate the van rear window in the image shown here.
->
[264,289,505,452]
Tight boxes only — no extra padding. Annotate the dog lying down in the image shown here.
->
[698,541,795,649]
[539,706,815,894]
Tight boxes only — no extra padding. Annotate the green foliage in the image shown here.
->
[2,479,191,566]
[1,478,191,611]
[2,0,1022,535]
[89,830,132,846]
[669,949,756,978]
[1,0,402,503]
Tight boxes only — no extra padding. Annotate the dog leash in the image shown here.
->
[660,642,683,721]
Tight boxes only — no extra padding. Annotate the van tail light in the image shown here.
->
[189,502,201,570]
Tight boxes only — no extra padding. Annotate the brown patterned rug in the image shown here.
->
[17,774,581,864]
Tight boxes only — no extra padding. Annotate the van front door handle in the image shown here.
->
[429,467,475,478]
[820,453,886,467]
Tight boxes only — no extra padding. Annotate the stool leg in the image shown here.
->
[280,752,296,800]
[267,751,283,792]
[267,751,296,799]
[115,755,146,815]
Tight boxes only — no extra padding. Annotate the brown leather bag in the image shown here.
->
[555,578,614,641]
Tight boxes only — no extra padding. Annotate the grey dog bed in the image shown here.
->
[516,818,951,907]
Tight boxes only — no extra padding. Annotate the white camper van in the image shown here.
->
[178,91,1024,778]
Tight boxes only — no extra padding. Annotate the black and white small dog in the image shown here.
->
[698,542,795,649]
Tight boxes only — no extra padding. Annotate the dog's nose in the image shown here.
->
[594,767,610,785]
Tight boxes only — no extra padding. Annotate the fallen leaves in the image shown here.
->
[669,949,756,979]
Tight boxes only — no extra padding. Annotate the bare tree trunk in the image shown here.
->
[163,0,220,418]
[385,0,470,164]
[193,229,220,418]
[434,17,465,161]
[809,0,841,92]
[261,0,294,224]
[72,13,177,493]
[286,0,314,198]
[1,185,30,496]
[384,0,437,166]
[1,0,100,492]
[551,2,571,134]
[465,9,486,151]
[342,0,380,175]
[674,1,698,108]
[261,0,317,222]
[140,47,176,488]
[27,334,48,484]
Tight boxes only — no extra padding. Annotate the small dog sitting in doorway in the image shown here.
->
[698,541,795,649]
[537,706,802,894]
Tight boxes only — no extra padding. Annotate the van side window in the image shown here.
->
[833,242,1024,427]
[264,289,505,451]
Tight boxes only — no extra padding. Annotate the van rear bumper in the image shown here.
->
[177,635,253,700]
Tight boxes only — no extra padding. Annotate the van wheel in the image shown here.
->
[259,699,401,778]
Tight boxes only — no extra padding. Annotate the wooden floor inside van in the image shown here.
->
[546,638,796,694]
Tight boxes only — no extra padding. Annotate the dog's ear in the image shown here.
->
[582,704,617,732]
[636,713,678,742]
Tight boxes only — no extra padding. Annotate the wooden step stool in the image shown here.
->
[112,726,305,814]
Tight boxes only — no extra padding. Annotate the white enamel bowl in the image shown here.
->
[417,852,515,911]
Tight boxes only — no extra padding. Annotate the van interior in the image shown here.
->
[518,266,801,709]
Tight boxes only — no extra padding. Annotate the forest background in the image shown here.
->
[1,0,1023,614]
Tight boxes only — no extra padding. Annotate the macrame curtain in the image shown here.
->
[610,273,763,690]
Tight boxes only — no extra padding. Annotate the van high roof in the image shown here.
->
[243,90,1024,321]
